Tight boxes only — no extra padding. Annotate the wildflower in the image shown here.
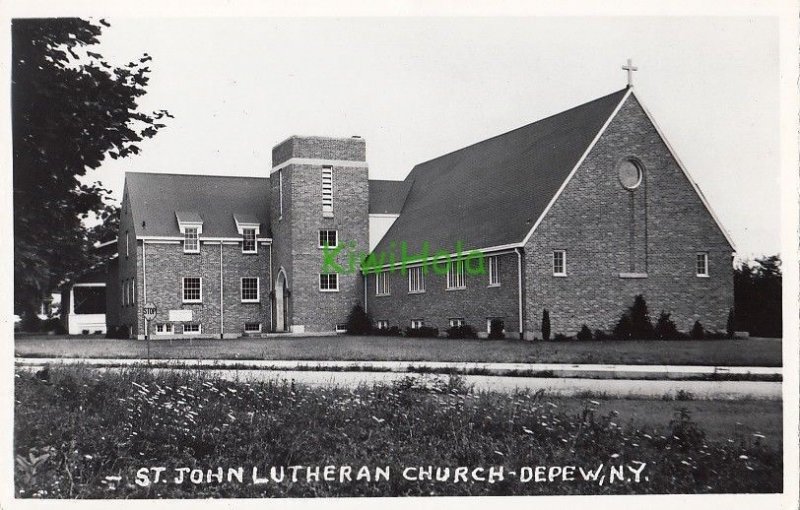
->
[739,455,749,460]
[611,453,619,459]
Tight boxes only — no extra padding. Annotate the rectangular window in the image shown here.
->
[183,323,201,334]
[449,318,465,328]
[278,170,283,218]
[488,255,500,286]
[242,228,257,253]
[126,231,129,258]
[184,227,199,253]
[446,260,466,289]
[410,319,424,329]
[335,323,347,333]
[182,277,202,303]
[322,166,333,215]
[553,250,566,276]
[408,266,425,293]
[132,279,136,305]
[696,252,709,277]
[155,324,173,335]
[244,322,261,333]
[241,277,260,302]
[319,273,339,291]
[376,320,389,330]
[319,229,338,248]
[376,271,389,296]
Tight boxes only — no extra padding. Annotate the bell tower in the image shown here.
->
[270,135,370,332]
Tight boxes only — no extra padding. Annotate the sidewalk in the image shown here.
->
[14,357,782,381]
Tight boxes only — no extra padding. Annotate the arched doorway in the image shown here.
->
[275,269,288,332]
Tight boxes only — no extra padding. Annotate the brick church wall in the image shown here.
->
[524,94,734,338]
[366,251,522,336]
[135,241,270,338]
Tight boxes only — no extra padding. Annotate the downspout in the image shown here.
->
[142,240,146,302]
[363,273,368,314]
[516,247,523,340]
[219,241,224,339]
[268,243,273,332]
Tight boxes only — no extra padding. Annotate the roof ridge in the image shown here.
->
[126,171,269,180]
[411,88,628,169]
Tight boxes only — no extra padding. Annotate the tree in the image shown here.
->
[734,255,782,338]
[12,18,171,318]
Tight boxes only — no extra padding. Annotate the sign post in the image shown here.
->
[143,302,157,365]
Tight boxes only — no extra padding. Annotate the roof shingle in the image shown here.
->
[126,172,270,238]
[371,89,629,255]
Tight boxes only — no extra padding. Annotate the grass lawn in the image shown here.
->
[15,335,782,366]
[14,367,781,497]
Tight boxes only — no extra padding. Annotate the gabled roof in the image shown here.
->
[372,88,629,255]
[368,179,413,214]
[125,172,270,238]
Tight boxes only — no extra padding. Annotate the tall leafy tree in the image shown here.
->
[12,18,171,318]
[734,255,782,338]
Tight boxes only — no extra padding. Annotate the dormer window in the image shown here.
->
[184,228,199,253]
[233,213,261,254]
[176,211,203,254]
[242,228,257,253]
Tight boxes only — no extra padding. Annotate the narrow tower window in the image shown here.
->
[322,166,333,216]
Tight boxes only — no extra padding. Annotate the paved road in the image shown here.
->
[14,357,782,379]
[16,364,781,400]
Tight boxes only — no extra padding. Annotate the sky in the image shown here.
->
[81,16,780,259]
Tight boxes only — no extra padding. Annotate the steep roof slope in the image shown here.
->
[125,172,270,238]
[372,89,629,255]
[368,179,414,214]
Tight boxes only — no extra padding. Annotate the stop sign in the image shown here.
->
[143,302,157,321]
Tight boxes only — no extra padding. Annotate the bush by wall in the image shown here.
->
[541,309,551,341]
[576,325,593,342]
[446,325,478,339]
[405,326,439,338]
[345,304,372,335]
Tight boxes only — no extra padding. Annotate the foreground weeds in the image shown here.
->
[14,366,781,498]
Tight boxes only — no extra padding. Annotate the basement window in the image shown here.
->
[244,322,261,333]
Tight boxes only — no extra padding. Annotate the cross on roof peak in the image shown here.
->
[622,58,638,87]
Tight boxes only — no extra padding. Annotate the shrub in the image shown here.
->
[690,321,705,340]
[593,329,611,341]
[613,313,632,340]
[405,326,439,338]
[553,333,571,342]
[541,309,551,341]
[20,313,42,333]
[629,294,655,338]
[654,311,680,340]
[488,319,505,340]
[726,308,735,339]
[106,325,129,339]
[576,325,592,341]
[372,325,401,337]
[345,304,371,335]
[41,318,66,335]
[446,325,478,339]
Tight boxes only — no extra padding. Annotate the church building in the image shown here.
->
[112,80,735,340]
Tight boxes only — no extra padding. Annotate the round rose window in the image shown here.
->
[618,159,642,190]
